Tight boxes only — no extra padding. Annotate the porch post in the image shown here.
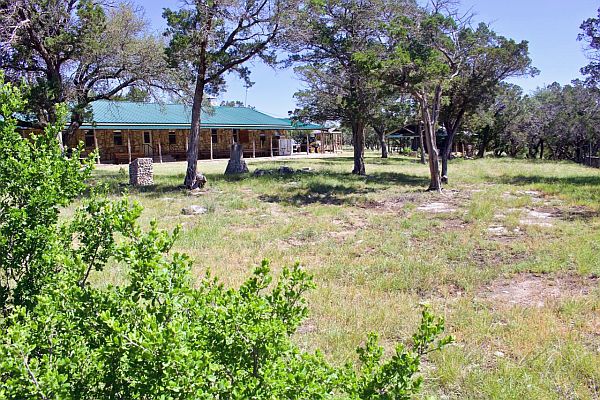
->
[210,130,214,160]
[127,131,132,164]
[93,128,100,165]
[306,133,309,155]
[270,134,273,157]
[158,131,163,163]
[252,136,256,158]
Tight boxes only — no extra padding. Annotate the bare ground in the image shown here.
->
[478,272,600,308]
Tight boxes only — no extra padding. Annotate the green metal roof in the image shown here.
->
[79,101,302,130]
[275,118,324,131]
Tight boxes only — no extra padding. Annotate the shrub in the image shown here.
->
[0,75,452,399]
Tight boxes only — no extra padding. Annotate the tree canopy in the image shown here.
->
[0,0,170,142]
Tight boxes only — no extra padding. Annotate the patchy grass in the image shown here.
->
[88,153,600,399]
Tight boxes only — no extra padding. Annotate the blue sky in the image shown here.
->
[135,0,599,117]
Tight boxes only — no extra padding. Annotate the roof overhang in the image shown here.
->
[79,123,293,130]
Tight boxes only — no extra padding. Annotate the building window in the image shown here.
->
[113,131,123,146]
[211,129,218,144]
[85,130,95,147]
[232,128,240,143]
[259,132,266,147]
[168,131,177,145]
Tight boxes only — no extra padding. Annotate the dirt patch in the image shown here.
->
[417,202,457,213]
[519,208,557,227]
[362,189,472,213]
[359,192,422,212]
[479,273,599,308]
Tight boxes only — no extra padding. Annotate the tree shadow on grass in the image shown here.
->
[495,174,600,187]
[251,168,429,206]
[86,165,430,204]
[259,181,373,206]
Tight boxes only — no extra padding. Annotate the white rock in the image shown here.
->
[182,205,208,215]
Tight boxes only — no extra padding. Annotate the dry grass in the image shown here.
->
[88,153,600,399]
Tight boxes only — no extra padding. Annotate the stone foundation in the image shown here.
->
[129,158,153,186]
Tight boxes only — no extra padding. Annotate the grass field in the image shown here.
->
[89,153,600,399]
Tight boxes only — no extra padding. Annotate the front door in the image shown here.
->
[143,131,153,156]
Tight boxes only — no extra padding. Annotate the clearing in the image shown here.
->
[90,154,600,399]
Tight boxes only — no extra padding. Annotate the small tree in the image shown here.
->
[164,0,288,188]
[370,94,417,158]
[384,4,464,191]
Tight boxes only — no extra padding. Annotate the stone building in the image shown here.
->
[71,101,338,164]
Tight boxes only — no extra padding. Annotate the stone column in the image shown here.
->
[129,158,153,186]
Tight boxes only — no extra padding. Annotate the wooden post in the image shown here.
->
[93,129,100,164]
[252,136,256,158]
[306,133,309,155]
[157,131,163,163]
[269,134,273,157]
[210,131,214,160]
[185,135,189,151]
[127,131,132,163]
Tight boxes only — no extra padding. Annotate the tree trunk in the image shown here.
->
[419,86,443,192]
[352,120,366,175]
[540,139,544,159]
[420,100,441,192]
[477,126,491,158]
[375,127,388,158]
[184,74,207,189]
[441,113,463,184]
[418,122,426,164]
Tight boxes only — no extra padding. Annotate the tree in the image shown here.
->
[370,94,417,158]
[579,7,600,86]
[220,100,248,107]
[164,0,288,189]
[291,0,405,175]
[527,82,600,161]
[384,2,464,191]
[465,83,528,158]
[0,75,453,399]
[112,87,152,103]
[0,0,170,144]
[439,23,535,183]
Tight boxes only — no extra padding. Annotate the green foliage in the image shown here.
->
[579,7,600,86]
[0,75,452,399]
[1,0,168,131]
[0,73,94,314]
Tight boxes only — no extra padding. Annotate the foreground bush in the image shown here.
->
[0,75,452,399]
